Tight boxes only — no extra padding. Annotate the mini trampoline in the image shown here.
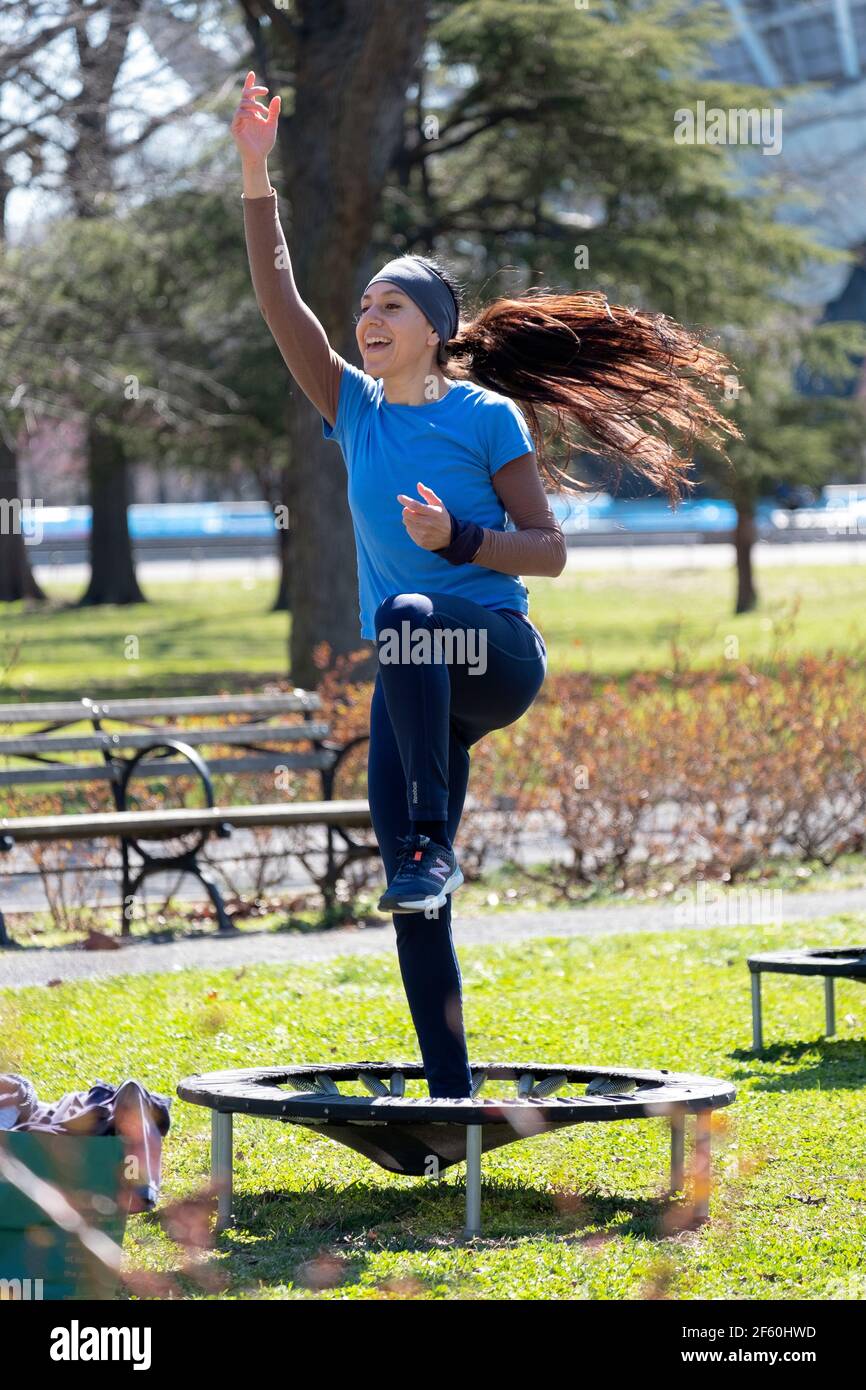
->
[748,946,866,1050]
[177,1062,736,1236]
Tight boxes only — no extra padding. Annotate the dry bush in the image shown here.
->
[508,656,866,893]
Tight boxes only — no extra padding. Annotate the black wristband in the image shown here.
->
[433,510,485,566]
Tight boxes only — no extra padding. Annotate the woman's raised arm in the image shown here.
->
[232,71,344,427]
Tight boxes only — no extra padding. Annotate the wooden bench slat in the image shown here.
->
[0,722,332,757]
[0,692,321,724]
[0,750,337,787]
[0,800,372,842]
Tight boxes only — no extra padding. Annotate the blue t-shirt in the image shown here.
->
[321,362,536,640]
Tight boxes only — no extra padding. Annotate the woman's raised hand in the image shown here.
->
[231,70,281,164]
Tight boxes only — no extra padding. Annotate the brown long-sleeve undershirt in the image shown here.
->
[242,189,567,579]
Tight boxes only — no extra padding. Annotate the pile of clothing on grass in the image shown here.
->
[0,1073,172,1212]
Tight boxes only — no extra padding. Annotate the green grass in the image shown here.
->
[3,560,866,698]
[1,573,285,700]
[541,560,866,675]
[3,914,865,1300]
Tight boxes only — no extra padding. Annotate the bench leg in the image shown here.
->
[751,972,763,1051]
[692,1110,712,1223]
[211,1111,234,1232]
[196,868,236,935]
[121,839,134,937]
[824,976,836,1037]
[669,1112,685,1195]
[464,1125,483,1238]
[0,907,8,948]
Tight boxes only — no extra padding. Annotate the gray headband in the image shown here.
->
[365,255,458,348]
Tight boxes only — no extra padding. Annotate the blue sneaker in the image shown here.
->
[377,833,464,916]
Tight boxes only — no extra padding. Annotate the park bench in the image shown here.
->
[0,692,374,947]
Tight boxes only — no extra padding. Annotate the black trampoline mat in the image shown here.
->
[748,947,866,978]
[177,1062,736,1176]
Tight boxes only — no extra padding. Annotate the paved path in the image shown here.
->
[33,538,866,588]
[1,884,864,991]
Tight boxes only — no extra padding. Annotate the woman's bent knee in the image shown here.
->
[374,592,433,634]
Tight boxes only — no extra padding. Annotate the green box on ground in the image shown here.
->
[0,1132,127,1300]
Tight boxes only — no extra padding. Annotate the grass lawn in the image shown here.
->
[2,561,866,698]
[3,913,865,1300]
[541,559,866,675]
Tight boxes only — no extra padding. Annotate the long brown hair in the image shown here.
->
[419,258,742,503]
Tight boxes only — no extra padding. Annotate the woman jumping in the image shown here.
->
[231,71,740,1100]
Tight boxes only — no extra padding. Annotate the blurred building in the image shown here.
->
[699,0,866,425]
[711,0,866,86]
[705,1,866,307]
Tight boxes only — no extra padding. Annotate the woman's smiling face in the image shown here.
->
[356,281,439,378]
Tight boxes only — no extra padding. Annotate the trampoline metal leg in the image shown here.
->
[211,1110,233,1232]
[669,1112,685,1195]
[824,976,836,1037]
[464,1125,483,1238]
[751,972,763,1051]
[692,1110,712,1224]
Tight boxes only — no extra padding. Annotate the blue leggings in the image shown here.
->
[368,591,548,1097]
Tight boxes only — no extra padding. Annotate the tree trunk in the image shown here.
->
[66,0,143,609]
[279,0,427,688]
[272,495,291,612]
[66,0,143,220]
[734,497,757,614]
[0,439,46,602]
[79,424,145,605]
